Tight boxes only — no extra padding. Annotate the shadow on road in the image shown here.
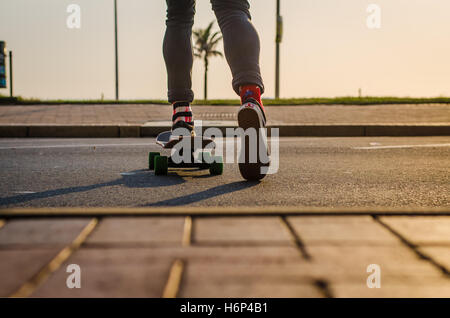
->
[0,169,256,207]
[143,181,259,207]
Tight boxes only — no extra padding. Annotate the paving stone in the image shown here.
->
[0,218,93,247]
[52,246,303,264]
[180,246,304,264]
[380,216,450,245]
[332,283,450,298]
[0,249,60,297]
[87,217,185,246]
[181,262,322,298]
[180,247,314,287]
[34,245,314,297]
[33,248,173,297]
[180,281,323,298]
[418,246,450,271]
[2,214,449,298]
[287,216,399,245]
[194,217,292,244]
[305,245,445,285]
[182,263,316,282]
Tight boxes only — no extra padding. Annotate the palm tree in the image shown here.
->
[193,21,223,100]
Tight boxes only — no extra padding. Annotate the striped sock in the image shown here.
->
[172,102,193,126]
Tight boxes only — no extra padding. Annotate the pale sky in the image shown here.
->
[0,0,449,100]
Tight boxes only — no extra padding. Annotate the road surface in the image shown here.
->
[0,137,449,208]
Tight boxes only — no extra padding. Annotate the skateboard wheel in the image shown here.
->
[154,155,168,175]
[209,156,223,175]
[148,152,160,170]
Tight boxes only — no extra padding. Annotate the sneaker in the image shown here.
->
[238,85,270,181]
[171,120,195,140]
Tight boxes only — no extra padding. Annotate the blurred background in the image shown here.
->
[0,0,449,100]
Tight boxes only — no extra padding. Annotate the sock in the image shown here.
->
[240,85,263,107]
[172,101,193,126]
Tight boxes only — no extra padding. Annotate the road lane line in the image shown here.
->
[0,139,241,150]
[353,143,450,150]
[0,138,232,150]
[10,218,99,298]
[162,259,185,298]
[0,143,153,150]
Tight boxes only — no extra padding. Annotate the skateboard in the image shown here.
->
[149,131,223,176]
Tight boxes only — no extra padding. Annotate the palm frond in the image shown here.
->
[209,50,223,57]
[210,31,222,43]
[193,21,223,62]
[203,21,214,41]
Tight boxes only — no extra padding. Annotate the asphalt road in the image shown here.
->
[0,137,449,208]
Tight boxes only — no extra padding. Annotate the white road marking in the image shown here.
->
[13,191,36,194]
[353,143,450,150]
[0,143,153,150]
[0,138,245,150]
[120,172,137,176]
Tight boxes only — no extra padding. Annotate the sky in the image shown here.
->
[0,0,449,100]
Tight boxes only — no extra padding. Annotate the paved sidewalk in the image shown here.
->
[0,104,449,125]
[0,210,449,298]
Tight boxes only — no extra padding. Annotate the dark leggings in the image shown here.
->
[163,0,264,103]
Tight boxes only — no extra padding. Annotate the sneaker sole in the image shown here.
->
[237,107,268,181]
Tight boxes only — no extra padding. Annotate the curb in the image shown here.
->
[1,207,449,217]
[0,124,449,137]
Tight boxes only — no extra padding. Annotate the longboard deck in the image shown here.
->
[156,131,215,150]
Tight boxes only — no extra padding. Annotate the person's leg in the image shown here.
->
[164,0,195,133]
[211,0,264,96]
[211,0,269,180]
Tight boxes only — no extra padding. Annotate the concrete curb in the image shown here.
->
[1,207,449,217]
[0,124,449,137]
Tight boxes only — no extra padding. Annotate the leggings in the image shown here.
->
[163,0,264,103]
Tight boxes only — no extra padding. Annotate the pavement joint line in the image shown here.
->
[373,216,450,277]
[1,207,450,217]
[161,216,192,298]
[313,279,334,298]
[9,218,99,298]
[161,259,185,298]
[279,216,311,260]
[279,216,335,297]
[182,216,192,247]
